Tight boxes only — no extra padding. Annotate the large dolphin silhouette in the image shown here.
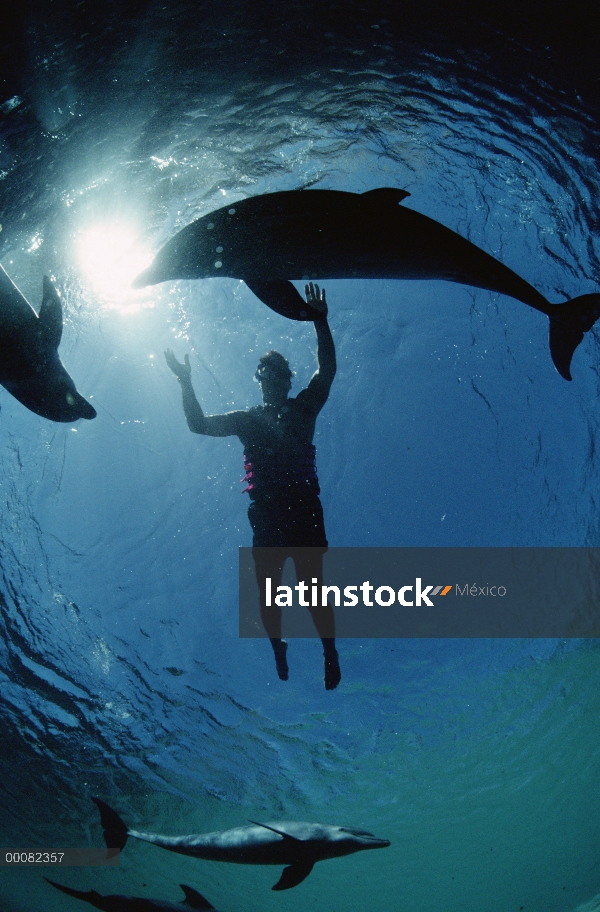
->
[0,265,96,421]
[93,799,390,892]
[46,878,216,912]
[133,187,600,380]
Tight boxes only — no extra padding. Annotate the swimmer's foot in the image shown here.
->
[270,638,289,681]
[323,644,341,690]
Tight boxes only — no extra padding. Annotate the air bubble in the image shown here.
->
[228,208,236,215]
[216,246,223,253]
[215,261,222,268]
[207,222,215,230]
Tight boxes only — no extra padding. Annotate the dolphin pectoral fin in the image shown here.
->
[38,276,63,349]
[243,280,319,322]
[272,861,315,891]
[180,884,216,909]
[548,294,600,380]
[361,187,410,205]
[92,798,129,851]
[249,821,314,891]
[248,820,303,843]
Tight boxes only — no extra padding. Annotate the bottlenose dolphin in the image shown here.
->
[93,799,390,891]
[132,187,600,380]
[46,878,216,912]
[0,265,96,421]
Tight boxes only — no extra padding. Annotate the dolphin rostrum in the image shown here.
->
[93,798,390,891]
[45,878,215,912]
[0,265,96,421]
[132,187,600,380]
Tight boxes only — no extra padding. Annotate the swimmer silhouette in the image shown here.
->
[165,283,340,689]
[0,265,96,421]
[135,187,600,381]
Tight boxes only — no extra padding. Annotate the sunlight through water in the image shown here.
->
[76,223,153,311]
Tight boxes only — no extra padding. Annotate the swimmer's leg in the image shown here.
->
[292,549,341,690]
[252,547,289,681]
[322,638,341,691]
[271,638,289,681]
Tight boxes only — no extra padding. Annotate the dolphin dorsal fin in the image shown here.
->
[248,820,303,843]
[38,276,63,349]
[361,188,410,205]
[180,884,215,909]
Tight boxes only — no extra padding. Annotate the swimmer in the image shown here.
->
[165,283,340,690]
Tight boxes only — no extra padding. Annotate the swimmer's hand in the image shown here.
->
[165,349,191,383]
[305,282,327,319]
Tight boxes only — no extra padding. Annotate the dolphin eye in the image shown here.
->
[66,393,76,405]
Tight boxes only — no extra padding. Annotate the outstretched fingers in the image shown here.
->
[305,281,327,316]
[164,349,191,382]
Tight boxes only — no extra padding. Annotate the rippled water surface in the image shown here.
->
[1,3,600,911]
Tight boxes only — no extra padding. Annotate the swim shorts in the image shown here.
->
[248,496,328,548]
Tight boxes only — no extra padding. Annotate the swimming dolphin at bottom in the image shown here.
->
[93,799,390,891]
[0,265,96,420]
[132,187,600,380]
[45,878,215,912]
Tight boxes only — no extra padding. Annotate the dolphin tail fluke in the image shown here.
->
[92,798,129,850]
[272,861,315,891]
[549,294,600,380]
[243,280,321,322]
[45,879,103,907]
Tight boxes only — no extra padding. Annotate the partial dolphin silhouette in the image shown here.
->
[132,187,600,380]
[93,798,390,891]
[46,878,215,911]
[0,265,96,420]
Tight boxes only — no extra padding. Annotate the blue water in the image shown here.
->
[2,3,600,911]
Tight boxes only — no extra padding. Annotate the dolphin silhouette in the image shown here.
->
[0,265,96,421]
[46,878,215,912]
[93,798,390,892]
[132,187,600,380]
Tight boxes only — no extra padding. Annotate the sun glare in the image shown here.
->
[76,223,154,310]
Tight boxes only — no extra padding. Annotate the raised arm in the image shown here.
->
[304,283,336,408]
[164,349,246,436]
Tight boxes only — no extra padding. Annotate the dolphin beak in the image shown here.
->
[67,392,96,420]
[344,829,390,849]
[132,266,154,288]
[361,836,390,849]
[79,399,97,419]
